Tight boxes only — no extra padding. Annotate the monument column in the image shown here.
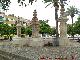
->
[58,3,70,46]
[16,17,22,37]
[31,10,40,38]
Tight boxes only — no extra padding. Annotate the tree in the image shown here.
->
[39,20,51,36]
[50,27,56,36]
[67,6,79,25]
[0,23,5,36]
[67,6,79,39]
[39,20,56,37]
[0,23,17,39]
[11,26,17,35]
[21,27,25,34]
[25,26,32,37]
[73,16,80,35]
[67,24,76,37]
[0,23,12,39]
[67,16,80,38]
[25,20,56,37]
[44,0,59,46]
[0,0,36,10]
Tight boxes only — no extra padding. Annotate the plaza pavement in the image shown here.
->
[0,40,80,60]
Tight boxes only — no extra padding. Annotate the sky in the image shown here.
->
[2,0,80,27]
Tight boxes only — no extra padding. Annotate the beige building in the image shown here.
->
[25,19,31,26]
[4,21,15,24]
[0,12,31,27]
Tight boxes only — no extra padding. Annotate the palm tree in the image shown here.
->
[54,1,59,46]
[67,6,79,39]
[67,6,79,25]
[44,0,59,46]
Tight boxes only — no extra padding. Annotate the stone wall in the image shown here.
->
[11,37,54,47]
[26,37,54,47]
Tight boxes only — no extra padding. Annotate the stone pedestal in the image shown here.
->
[59,19,70,46]
[29,38,44,47]
[16,25,21,37]
[12,35,22,41]
[12,17,22,41]
[58,6,70,46]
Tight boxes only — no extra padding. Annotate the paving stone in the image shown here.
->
[0,45,80,60]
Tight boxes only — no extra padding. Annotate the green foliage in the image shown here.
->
[67,24,76,36]
[25,26,32,37]
[50,27,56,36]
[0,20,56,38]
[67,6,79,38]
[73,16,80,35]
[12,27,17,35]
[0,0,11,10]
[0,0,35,10]
[25,20,56,37]
[44,0,59,8]
[0,24,8,35]
[21,27,25,34]
[0,0,60,10]
[39,20,56,36]
[0,23,16,38]
[67,6,79,17]
[39,20,50,34]
[44,0,52,3]
[44,0,59,3]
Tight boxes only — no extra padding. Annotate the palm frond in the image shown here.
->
[44,0,52,3]
[67,6,80,17]
[45,3,52,8]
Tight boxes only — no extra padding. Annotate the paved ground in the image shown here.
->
[1,46,80,60]
[0,40,80,60]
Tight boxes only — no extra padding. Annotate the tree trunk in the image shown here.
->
[54,6,59,46]
[71,17,74,25]
[71,17,74,40]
